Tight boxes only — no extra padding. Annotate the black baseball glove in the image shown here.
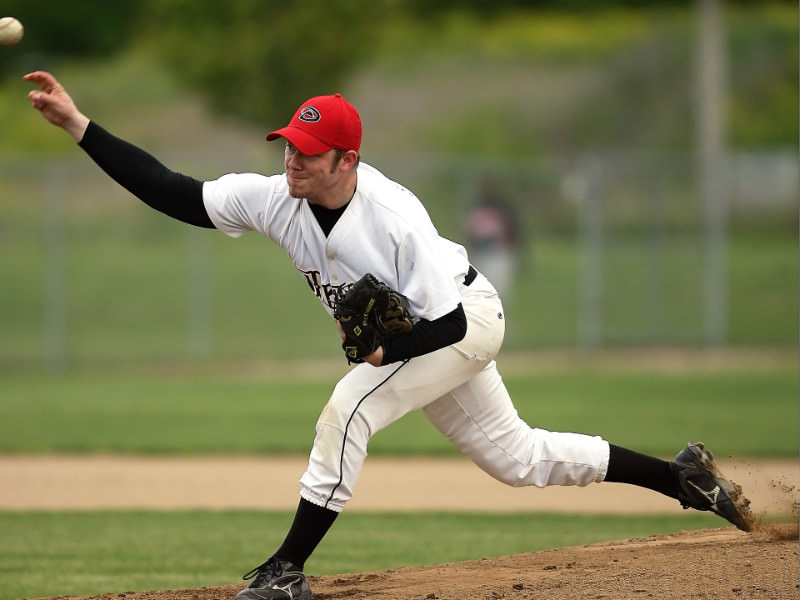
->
[333,273,413,364]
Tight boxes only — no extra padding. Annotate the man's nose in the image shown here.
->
[287,152,304,170]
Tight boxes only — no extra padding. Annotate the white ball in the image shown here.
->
[0,17,24,46]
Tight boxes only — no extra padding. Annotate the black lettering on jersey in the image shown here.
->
[299,269,345,311]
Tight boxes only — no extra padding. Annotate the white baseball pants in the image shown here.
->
[299,273,610,512]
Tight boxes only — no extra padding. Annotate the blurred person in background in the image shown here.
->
[464,178,521,300]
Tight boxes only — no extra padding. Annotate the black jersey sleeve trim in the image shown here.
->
[78,121,215,229]
[381,302,467,365]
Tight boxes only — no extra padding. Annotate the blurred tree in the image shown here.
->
[400,0,783,17]
[142,0,395,124]
[727,6,799,147]
[0,2,140,76]
[3,0,793,146]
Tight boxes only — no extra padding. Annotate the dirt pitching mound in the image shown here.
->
[41,522,798,600]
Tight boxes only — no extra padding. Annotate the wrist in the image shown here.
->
[65,114,90,142]
[364,346,384,366]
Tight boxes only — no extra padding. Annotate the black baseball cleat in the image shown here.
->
[235,556,313,600]
[673,441,754,532]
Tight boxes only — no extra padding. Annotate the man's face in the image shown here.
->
[284,142,343,202]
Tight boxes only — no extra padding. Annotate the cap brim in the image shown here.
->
[266,126,333,156]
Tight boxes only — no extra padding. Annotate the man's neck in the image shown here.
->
[309,172,357,210]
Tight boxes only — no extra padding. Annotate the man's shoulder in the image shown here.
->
[355,163,434,234]
[212,171,285,187]
[357,162,417,200]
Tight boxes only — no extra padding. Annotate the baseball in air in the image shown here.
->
[0,17,24,46]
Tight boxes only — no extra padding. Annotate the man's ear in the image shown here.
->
[341,149,359,170]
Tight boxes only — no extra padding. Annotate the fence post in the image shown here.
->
[698,0,729,345]
[44,170,66,371]
[575,162,604,349]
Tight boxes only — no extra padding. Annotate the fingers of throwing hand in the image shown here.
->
[23,70,56,90]
[27,90,53,113]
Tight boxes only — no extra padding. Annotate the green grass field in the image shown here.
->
[0,510,728,600]
[0,358,797,599]
[0,362,796,457]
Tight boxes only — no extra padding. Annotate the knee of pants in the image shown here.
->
[313,383,377,470]
[301,402,371,511]
[323,381,376,434]
[318,391,349,431]
[472,429,608,488]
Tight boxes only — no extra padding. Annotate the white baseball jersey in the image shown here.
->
[202,162,472,321]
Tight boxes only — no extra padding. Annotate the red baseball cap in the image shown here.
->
[267,93,362,155]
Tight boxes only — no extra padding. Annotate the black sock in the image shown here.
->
[604,444,680,499]
[274,498,339,570]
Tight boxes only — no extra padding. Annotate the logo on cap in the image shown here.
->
[299,106,321,123]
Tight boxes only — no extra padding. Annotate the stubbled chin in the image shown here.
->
[287,182,307,199]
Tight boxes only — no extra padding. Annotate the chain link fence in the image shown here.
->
[1,150,796,370]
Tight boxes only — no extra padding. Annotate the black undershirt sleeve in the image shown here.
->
[78,121,215,229]
[381,302,467,365]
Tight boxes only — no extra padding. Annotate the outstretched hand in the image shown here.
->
[24,71,90,142]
